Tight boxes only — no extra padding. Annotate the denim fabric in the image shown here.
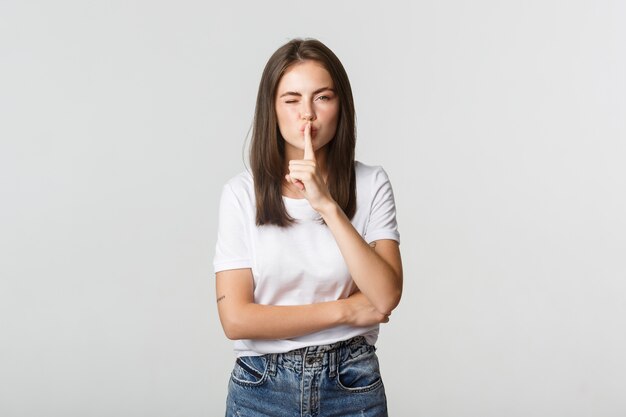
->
[225,336,388,417]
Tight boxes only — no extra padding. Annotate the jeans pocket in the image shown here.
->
[336,345,384,393]
[230,355,269,387]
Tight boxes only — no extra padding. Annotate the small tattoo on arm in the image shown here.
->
[217,295,226,303]
[369,241,377,249]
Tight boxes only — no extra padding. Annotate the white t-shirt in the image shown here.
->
[213,160,400,357]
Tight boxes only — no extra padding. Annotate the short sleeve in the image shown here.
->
[363,167,401,245]
[213,183,253,273]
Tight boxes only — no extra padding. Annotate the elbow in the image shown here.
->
[373,264,403,316]
[222,322,245,340]
[222,324,241,340]
[220,314,248,340]
[374,289,402,316]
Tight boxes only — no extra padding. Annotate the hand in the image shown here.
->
[284,122,335,213]
[343,291,390,327]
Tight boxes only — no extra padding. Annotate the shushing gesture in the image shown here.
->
[284,121,335,213]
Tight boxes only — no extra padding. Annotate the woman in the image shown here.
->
[213,38,403,416]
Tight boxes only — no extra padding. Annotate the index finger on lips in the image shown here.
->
[303,122,315,161]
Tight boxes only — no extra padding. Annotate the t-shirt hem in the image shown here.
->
[233,327,379,357]
[213,260,252,273]
[364,230,401,245]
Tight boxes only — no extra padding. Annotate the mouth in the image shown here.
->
[300,124,319,133]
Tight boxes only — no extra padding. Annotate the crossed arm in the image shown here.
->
[216,233,402,340]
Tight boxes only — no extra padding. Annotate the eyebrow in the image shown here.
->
[278,87,335,98]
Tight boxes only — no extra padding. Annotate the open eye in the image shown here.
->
[316,95,331,102]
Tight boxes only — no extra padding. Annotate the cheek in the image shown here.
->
[276,107,299,127]
[321,108,339,131]
[275,112,300,142]
[275,108,289,134]
[319,103,339,121]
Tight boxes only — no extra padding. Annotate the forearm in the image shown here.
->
[220,299,346,340]
[318,202,402,315]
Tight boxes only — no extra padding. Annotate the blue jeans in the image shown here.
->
[226,336,388,416]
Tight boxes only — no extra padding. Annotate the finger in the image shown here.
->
[287,167,315,184]
[288,160,315,167]
[288,168,317,190]
[285,174,304,191]
[303,122,315,161]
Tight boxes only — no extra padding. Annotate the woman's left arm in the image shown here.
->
[285,123,403,316]
[320,203,403,315]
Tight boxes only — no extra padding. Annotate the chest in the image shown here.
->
[251,219,353,304]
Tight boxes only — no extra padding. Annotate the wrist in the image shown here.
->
[335,298,351,326]
[317,199,340,219]
[330,299,348,326]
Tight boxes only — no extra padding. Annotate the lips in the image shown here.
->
[299,125,318,134]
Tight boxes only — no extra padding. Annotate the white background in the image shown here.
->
[1,1,625,416]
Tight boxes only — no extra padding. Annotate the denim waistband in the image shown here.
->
[285,335,367,356]
[264,336,371,378]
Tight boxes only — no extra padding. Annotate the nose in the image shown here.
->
[300,102,316,121]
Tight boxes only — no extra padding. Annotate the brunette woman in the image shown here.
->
[214,38,402,416]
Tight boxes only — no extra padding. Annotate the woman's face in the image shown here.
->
[275,60,339,159]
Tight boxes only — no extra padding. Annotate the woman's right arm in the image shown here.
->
[216,268,388,340]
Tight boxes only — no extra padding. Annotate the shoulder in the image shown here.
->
[220,169,255,205]
[355,160,393,188]
[354,160,397,213]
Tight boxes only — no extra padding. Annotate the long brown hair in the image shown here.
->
[250,38,357,227]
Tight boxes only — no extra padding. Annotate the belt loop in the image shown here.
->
[329,349,337,378]
[268,353,278,377]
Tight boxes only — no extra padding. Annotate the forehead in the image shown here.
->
[276,60,334,92]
